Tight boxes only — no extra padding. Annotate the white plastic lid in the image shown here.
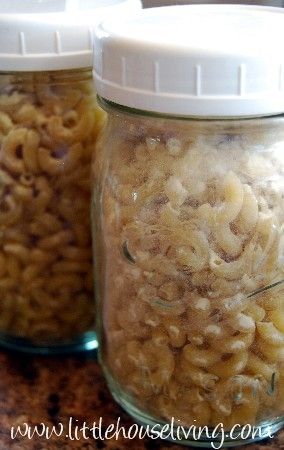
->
[0,0,142,71]
[94,5,284,118]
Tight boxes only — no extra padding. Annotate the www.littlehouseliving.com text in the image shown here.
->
[10,416,275,449]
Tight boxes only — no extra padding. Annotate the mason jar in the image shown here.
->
[0,0,141,354]
[93,5,284,446]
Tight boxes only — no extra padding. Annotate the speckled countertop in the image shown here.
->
[0,350,283,450]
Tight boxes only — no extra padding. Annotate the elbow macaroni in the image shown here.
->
[97,114,284,430]
[0,70,105,342]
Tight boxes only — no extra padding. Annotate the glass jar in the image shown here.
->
[93,5,284,447]
[0,0,142,353]
[0,69,103,352]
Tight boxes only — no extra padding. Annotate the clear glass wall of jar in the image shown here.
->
[93,4,284,445]
[0,69,104,353]
[93,99,284,446]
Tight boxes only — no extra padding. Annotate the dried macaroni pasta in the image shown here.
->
[0,70,105,343]
[96,113,284,430]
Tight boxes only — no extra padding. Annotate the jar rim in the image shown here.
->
[98,96,284,124]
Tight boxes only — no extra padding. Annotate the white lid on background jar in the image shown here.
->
[94,5,284,118]
[0,0,142,72]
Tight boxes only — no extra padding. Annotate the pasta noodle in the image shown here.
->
[97,114,284,430]
[0,70,105,343]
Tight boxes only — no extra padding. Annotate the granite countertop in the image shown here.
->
[0,350,283,450]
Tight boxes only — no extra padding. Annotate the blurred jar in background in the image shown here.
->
[0,0,142,354]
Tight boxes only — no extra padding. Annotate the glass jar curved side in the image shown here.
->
[0,69,105,354]
[93,100,284,446]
